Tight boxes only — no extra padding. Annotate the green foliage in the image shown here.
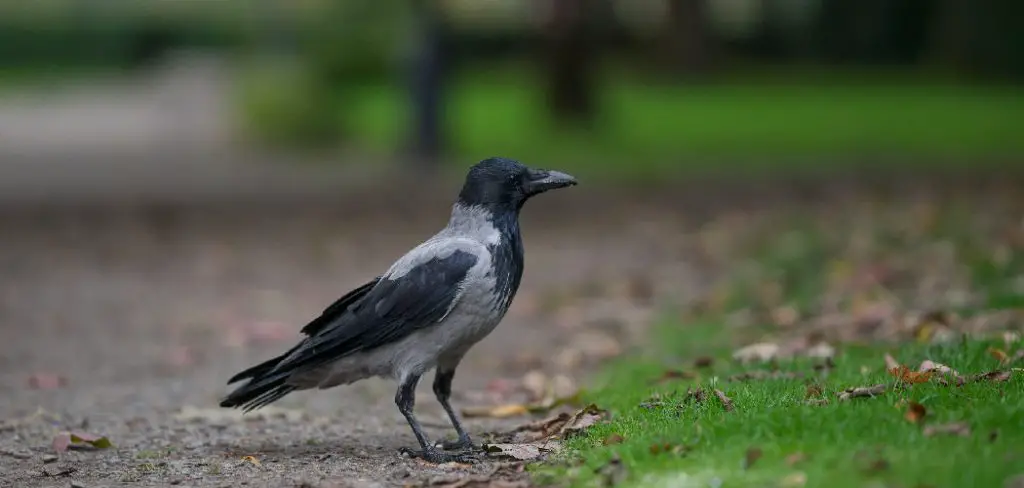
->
[234,60,342,148]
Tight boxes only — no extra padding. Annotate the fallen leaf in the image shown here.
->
[785,452,808,466]
[502,404,607,442]
[923,422,971,437]
[904,402,927,423]
[520,370,549,401]
[971,370,1012,383]
[602,434,625,445]
[744,447,763,469]
[559,404,608,438]
[693,356,714,368]
[888,365,933,384]
[772,306,800,327]
[714,389,735,412]
[781,472,808,488]
[651,369,697,384]
[52,431,113,453]
[729,370,803,382]
[805,384,824,399]
[884,353,901,371]
[837,384,886,401]
[733,343,780,363]
[462,404,529,419]
[988,347,1009,364]
[482,442,558,461]
[648,442,689,456]
[918,360,958,377]
[684,387,707,404]
[804,342,836,360]
[26,373,68,390]
[240,455,261,466]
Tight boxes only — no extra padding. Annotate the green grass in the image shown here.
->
[342,68,1024,178]
[535,320,1023,488]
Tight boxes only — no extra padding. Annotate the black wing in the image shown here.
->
[300,277,380,336]
[271,249,479,374]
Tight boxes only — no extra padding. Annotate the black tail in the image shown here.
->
[220,349,299,411]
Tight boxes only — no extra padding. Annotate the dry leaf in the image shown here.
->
[729,370,803,382]
[602,434,625,445]
[651,369,697,384]
[923,422,971,437]
[648,443,689,456]
[804,342,836,360]
[904,402,927,423]
[694,356,714,368]
[781,472,808,488]
[714,389,735,412]
[988,347,1009,364]
[837,384,886,401]
[785,452,808,466]
[744,447,763,469]
[918,360,958,377]
[733,343,780,363]
[805,384,824,399]
[26,373,68,390]
[482,442,558,461]
[685,387,707,404]
[888,365,933,384]
[971,370,1012,383]
[240,455,261,466]
[52,431,113,453]
[884,353,901,371]
[462,404,529,419]
[502,404,607,442]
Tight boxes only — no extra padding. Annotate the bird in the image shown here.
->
[219,157,577,463]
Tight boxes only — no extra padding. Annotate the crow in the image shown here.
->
[220,157,577,463]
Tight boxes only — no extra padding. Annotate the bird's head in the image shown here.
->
[457,157,577,211]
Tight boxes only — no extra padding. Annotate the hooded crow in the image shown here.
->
[220,157,577,463]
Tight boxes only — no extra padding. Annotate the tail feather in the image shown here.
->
[220,372,296,411]
[221,348,301,411]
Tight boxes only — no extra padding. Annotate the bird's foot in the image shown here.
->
[435,434,478,452]
[400,446,482,464]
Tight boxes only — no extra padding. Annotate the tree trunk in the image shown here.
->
[407,0,449,167]
[540,0,596,126]
[664,0,715,77]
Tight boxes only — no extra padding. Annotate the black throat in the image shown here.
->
[485,208,525,314]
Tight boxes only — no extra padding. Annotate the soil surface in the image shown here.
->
[0,161,707,488]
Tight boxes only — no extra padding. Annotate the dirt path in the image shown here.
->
[0,186,695,488]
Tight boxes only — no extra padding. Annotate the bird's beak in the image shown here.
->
[524,169,578,196]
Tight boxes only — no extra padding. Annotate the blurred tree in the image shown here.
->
[406,0,450,168]
[539,0,597,126]
[663,0,716,77]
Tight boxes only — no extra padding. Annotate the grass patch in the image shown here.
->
[343,67,1024,178]
[539,324,1022,487]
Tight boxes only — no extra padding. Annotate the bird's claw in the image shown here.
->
[400,446,482,464]
[436,435,478,452]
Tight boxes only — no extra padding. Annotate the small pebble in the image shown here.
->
[42,454,58,463]
[70,481,87,488]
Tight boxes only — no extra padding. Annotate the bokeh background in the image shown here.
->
[1,2,1023,485]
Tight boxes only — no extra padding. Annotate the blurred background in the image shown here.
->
[0,0,1021,183]
[1,1,1023,484]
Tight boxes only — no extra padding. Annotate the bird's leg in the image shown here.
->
[432,368,476,451]
[396,373,480,464]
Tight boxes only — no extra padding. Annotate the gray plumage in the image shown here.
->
[220,157,577,463]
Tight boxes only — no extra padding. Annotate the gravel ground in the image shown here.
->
[0,177,697,488]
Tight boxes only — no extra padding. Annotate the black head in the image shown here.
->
[457,157,577,210]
